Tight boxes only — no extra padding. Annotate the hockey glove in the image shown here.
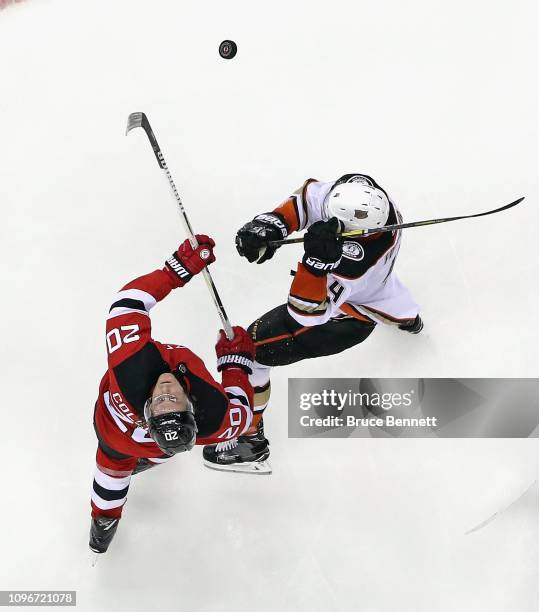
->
[215,326,255,375]
[302,217,343,277]
[235,213,288,264]
[164,235,216,288]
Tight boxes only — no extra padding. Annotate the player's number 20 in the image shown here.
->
[106,325,141,354]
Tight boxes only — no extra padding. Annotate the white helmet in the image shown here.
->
[326,181,390,231]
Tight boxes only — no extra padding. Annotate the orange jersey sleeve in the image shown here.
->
[287,263,329,321]
[273,178,319,233]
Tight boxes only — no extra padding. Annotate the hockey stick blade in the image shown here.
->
[270,196,525,246]
[126,112,164,168]
[125,112,144,134]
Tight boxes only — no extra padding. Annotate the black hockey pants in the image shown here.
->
[248,304,376,367]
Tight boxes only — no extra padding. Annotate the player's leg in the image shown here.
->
[252,304,376,364]
[90,445,174,553]
[250,305,376,428]
[90,444,137,554]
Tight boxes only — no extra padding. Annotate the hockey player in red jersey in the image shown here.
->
[203,174,423,474]
[90,235,255,555]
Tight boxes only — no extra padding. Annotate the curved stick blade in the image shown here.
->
[126,112,146,135]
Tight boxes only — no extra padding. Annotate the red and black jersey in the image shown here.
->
[93,268,253,458]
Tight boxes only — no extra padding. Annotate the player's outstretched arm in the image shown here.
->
[106,235,216,369]
[235,178,323,264]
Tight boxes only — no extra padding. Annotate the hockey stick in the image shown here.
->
[269,197,525,246]
[126,112,234,340]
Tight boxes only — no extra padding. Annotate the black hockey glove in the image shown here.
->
[235,213,288,264]
[302,217,344,277]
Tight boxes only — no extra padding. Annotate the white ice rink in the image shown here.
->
[1,1,539,610]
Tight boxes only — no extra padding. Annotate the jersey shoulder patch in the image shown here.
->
[335,234,394,280]
[342,241,365,261]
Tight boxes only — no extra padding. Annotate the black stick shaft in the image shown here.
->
[270,197,525,246]
[126,112,234,340]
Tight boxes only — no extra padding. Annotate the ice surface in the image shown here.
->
[1,1,539,610]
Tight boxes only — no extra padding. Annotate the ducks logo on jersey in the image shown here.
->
[342,241,364,261]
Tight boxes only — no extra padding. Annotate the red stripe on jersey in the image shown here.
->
[254,326,310,347]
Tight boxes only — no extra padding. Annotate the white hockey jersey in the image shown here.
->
[273,174,420,327]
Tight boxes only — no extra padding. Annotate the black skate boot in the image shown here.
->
[398,315,424,334]
[89,516,119,554]
[203,420,271,475]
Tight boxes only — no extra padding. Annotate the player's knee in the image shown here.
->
[250,362,271,388]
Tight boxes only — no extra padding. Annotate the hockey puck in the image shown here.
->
[219,40,237,60]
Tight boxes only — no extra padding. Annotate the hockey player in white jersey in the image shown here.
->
[203,173,422,474]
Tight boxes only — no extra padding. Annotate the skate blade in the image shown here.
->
[90,551,100,567]
[204,459,272,475]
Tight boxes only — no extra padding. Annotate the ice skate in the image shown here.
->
[89,516,119,555]
[203,421,271,475]
[398,315,424,334]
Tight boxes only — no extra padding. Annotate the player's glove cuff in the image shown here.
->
[216,354,254,375]
[302,254,342,277]
[165,253,194,286]
[253,213,289,240]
